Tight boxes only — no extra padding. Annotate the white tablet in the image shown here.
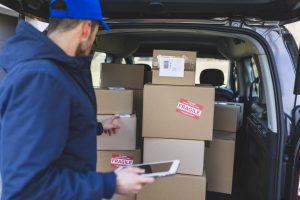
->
[115,160,180,177]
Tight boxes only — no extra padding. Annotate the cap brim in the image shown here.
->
[100,20,110,31]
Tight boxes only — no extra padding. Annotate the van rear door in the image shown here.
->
[285,49,300,200]
[1,0,300,22]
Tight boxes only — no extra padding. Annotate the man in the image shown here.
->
[0,0,154,199]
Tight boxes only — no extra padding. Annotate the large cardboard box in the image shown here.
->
[152,70,195,86]
[137,174,206,200]
[143,84,215,140]
[214,102,244,133]
[101,64,145,89]
[152,50,197,71]
[205,132,236,194]
[133,90,143,148]
[95,89,133,114]
[97,115,136,150]
[97,150,141,200]
[143,138,204,175]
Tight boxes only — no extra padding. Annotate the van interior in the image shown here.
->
[91,27,280,200]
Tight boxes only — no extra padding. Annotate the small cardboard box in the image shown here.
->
[97,115,136,150]
[101,63,145,89]
[137,174,206,200]
[133,90,143,148]
[97,150,141,200]
[214,102,244,133]
[152,70,196,86]
[95,89,133,114]
[96,149,141,172]
[143,84,215,141]
[152,50,197,71]
[143,138,205,175]
[205,132,236,194]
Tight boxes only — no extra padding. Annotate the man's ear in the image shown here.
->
[81,21,92,42]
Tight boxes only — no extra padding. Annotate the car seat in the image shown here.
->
[200,69,235,102]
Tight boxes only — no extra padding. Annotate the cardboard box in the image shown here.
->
[97,115,136,150]
[205,132,236,194]
[143,84,215,141]
[97,149,140,200]
[214,102,244,133]
[101,64,145,89]
[95,89,133,114]
[152,50,197,71]
[143,138,205,175]
[152,70,196,86]
[137,174,206,200]
[133,90,143,148]
[96,149,141,172]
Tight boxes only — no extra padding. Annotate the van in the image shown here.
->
[1,1,300,200]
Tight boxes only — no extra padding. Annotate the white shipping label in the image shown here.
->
[158,56,185,77]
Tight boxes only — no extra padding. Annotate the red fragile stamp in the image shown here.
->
[176,98,204,120]
[111,154,134,168]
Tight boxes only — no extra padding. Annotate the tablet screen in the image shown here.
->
[139,162,173,174]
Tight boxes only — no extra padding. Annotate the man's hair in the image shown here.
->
[47,18,98,34]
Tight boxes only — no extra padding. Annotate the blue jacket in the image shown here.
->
[0,20,116,200]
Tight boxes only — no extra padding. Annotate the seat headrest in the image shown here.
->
[200,69,224,87]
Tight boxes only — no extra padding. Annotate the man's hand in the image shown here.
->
[115,167,155,196]
[102,116,120,135]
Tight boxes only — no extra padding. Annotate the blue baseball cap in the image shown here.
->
[49,0,110,30]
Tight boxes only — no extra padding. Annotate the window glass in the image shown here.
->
[134,57,153,67]
[90,52,106,88]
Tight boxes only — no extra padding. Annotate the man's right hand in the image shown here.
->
[115,167,155,196]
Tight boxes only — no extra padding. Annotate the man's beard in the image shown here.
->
[75,42,90,56]
[75,35,93,56]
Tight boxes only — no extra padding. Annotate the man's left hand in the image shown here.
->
[102,116,120,136]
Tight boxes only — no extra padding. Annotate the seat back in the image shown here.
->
[200,69,235,102]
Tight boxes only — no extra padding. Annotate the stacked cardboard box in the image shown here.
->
[152,50,196,86]
[100,63,150,147]
[138,50,214,200]
[205,102,244,194]
[95,63,150,200]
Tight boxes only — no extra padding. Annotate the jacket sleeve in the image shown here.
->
[97,122,104,135]
[0,70,116,200]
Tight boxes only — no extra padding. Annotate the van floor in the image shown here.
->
[206,145,248,200]
[206,174,244,200]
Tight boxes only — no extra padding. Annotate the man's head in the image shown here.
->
[47,0,108,56]
[47,18,99,56]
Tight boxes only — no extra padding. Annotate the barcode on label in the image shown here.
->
[164,60,169,69]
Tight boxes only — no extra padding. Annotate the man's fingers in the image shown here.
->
[139,176,155,184]
[107,130,111,136]
[111,115,120,121]
[123,167,145,174]
[113,125,120,129]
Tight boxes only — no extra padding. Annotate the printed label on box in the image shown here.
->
[158,56,185,77]
[111,154,134,168]
[176,98,204,120]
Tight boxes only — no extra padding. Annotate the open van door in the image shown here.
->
[1,0,300,22]
[286,48,300,200]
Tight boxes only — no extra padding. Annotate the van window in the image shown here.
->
[90,52,106,88]
[195,58,230,87]
[134,57,153,66]
[250,57,260,100]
